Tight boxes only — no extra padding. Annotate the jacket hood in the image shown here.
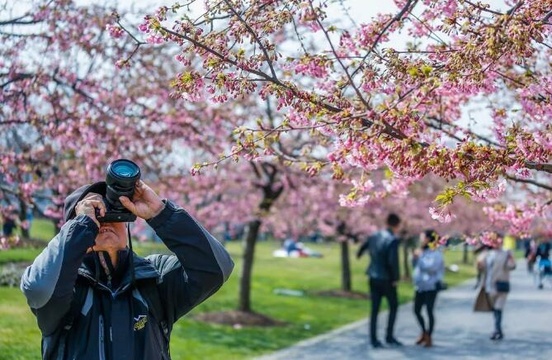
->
[63,182,107,222]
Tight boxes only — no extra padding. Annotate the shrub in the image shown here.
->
[0,263,27,287]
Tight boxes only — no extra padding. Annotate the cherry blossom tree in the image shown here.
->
[275,179,380,293]
[1,0,149,223]
[133,0,552,237]
[271,171,493,292]
[0,0,205,227]
[1,0,315,320]
[3,0,551,327]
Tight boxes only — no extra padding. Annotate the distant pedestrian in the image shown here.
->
[357,213,402,348]
[412,229,445,348]
[524,239,537,273]
[535,238,551,289]
[473,235,516,340]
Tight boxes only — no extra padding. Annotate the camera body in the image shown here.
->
[96,159,141,223]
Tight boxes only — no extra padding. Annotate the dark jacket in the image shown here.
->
[357,229,399,282]
[20,200,234,360]
[536,242,551,260]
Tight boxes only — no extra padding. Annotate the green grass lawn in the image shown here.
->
[0,220,477,359]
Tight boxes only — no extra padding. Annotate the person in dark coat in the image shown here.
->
[21,178,234,359]
[357,213,402,348]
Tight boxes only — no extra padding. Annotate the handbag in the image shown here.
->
[495,280,510,293]
[435,280,448,291]
[473,287,493,312]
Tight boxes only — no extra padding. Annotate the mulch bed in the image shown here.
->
[194,289,369,328]
[194,310,287,327]
[312,289,370,300]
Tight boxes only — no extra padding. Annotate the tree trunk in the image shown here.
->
[463,242,469,264]
[340,241,352,292]
[237,162,284,313]
[18,202,30,238]
[238,219,261,312]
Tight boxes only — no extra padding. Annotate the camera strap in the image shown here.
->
[127,224,136,287]
[97,252,113,287]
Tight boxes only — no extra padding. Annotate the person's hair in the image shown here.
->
[424,229,439,243]
[386,213,401,227]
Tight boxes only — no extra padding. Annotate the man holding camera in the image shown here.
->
[20,160,234,360]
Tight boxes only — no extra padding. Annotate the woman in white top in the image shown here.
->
[412,229,445,348]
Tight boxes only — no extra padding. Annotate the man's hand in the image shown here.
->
[75,192,105,228]
[119,180,165,220]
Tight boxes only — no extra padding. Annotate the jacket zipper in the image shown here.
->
[99,316,106,360]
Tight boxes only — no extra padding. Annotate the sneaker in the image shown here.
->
[490,332,504,341]
[386,337,403,346]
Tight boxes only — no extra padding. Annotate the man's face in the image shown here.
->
[94,221,127,251]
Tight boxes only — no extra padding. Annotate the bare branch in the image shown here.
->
[309,2,370,109]
[222,0,278,79]
[542,9,552,23]
[351,0,418,78]
[525,162,552,173]
[505,174,552,191]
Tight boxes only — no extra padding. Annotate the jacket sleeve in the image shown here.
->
[356,238,370,259]
[20,215,98,335]
[387,239,400,282]
[145,200,234,322]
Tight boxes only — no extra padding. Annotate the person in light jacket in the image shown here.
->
[474,235,516,340]
[411,229,445,348]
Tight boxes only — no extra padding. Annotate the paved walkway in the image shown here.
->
[257,264,552,360]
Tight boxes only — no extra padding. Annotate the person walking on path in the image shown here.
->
[256,261,552,360]
[473,234,516,341]
[535,238,551,289]
[524,238,537,273]
[357,213,402,348]
[412,229,445,348]
[20,165,234,360]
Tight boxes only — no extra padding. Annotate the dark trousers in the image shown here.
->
[413,290,438,335]
[369,278,398,343]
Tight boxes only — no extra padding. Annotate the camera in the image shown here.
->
[96,159,141,223]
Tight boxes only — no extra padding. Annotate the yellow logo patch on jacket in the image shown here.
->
[134,315,148,331]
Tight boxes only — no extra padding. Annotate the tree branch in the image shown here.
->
[505,174,552,191]
[222,0,278,80]
[351,0,418,78]
[525,162,552,173]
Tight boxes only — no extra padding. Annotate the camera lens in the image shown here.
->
[109,159,140,181]
[105,159,141,210]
